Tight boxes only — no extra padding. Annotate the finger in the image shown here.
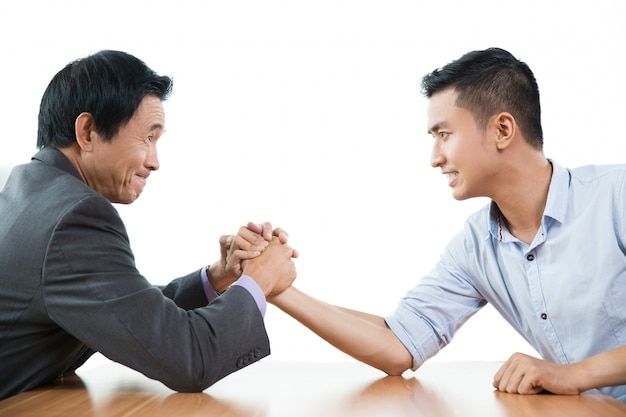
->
[514,366,544,395]
[237,227,269,248]
[502,369,525,394]
[245,222,273,242]
[219,235,234,249]
[493,360,511,389]
[291,248,299,258]
[246,221,264,234]
[518,375,543,395]
[494,362,519,393]
[259,221,273,241]
[232,234,267,252]
[273,227,290,244]
[230,248,262,260]
[219,236,232,260]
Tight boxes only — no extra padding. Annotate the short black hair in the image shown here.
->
[421,47,543,149]
[37,50,173,149]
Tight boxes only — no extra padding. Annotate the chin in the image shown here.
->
[115,192,141,205]
[124,194,141,204]
[451,190,472,201]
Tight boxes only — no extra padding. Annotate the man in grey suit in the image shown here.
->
[0,50,297,400]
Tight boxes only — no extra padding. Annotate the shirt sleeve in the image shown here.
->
[385,231,486,370]
[200,267,221,303]
[232,275,267,317]
[200,268,266,316]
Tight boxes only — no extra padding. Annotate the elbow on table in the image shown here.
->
[381,361,411,376]
[164,376,215,394]
[374,353,413,376]
[157,342,269,393]
[354,345,413,376]
[379,348,415,376]
[159,366,227,394]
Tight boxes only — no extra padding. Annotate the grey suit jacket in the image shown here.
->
[0,147,270,399]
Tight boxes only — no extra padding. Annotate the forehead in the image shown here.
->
[427,88,457,117]
[130,95,165,131]
[426,88,470,131]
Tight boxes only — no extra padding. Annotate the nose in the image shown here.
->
[430,141,444,168]
[146,143,160,171]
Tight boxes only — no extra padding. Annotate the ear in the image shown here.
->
[492,112,516,150]
[74,112,98,152]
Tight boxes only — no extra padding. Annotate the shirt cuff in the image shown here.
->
[200,269,266,317]
[200,267,220,303]
[233,275,267,317]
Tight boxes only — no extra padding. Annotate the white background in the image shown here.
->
[1,1,625,371]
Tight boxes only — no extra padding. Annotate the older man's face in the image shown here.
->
[85,95,165,204]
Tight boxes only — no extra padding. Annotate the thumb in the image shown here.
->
[219,235,233,249]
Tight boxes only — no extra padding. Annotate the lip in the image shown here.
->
[443,171,458,187]
[134,174,148,186]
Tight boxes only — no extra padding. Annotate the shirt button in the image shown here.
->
[541,313,547,320]
[527,254,535,261]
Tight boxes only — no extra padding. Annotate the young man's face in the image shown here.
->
[426,87,499,201]
[85,95,165,204]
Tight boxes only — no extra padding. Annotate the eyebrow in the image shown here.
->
[149,123,165,132]
[427,121,448,135]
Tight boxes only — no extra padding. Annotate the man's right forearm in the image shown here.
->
[270,286,413,375]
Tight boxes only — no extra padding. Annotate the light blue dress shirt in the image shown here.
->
[385,161,626,401]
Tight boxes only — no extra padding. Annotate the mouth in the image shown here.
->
[134,174,148,187]
[444,171,458,186]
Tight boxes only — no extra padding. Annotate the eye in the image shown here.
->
[438,131,449,140]
[146,135,154,143]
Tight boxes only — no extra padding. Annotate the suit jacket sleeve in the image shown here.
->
[42,194,270,392]
[160,269,212,310]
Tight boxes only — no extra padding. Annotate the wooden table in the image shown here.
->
[2,360,626,417]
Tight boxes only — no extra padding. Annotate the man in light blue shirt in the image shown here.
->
[386,160,626,401]
[260,47,626,401]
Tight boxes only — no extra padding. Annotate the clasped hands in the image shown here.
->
[211,221,298,298]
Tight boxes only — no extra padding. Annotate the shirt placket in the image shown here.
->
[523,241,568,363]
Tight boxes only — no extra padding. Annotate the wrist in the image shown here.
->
[267,285,296,307]
[574,361,593,393]
[242,267,272,297]
[575,356,614,393]
[207,263,233,294]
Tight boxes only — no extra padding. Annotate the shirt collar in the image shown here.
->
[543,160,569,224]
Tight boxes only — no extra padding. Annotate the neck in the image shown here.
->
[58,144,88,184]
[494,157,552,244]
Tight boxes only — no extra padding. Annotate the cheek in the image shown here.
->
[117,162,140,186]
[127,152,148,170]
